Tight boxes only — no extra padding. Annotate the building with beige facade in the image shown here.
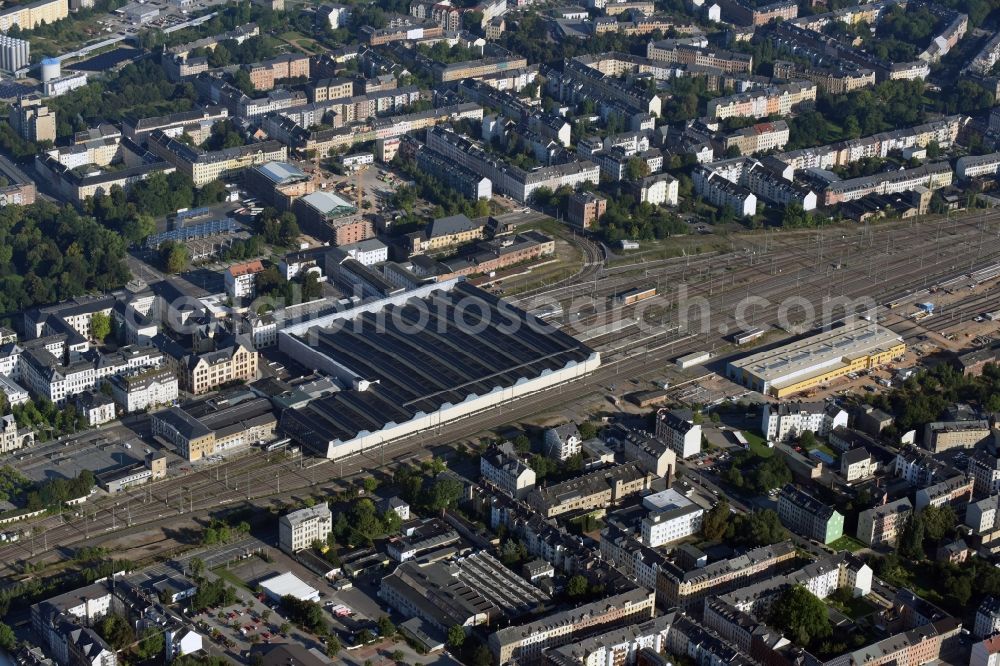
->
[10,94,56,143]
[0,0,68,32]
[723,120,790,155]
[656,541,797,608]
[857,497,911,547]
[646,41,753,73]
[180,335,258,395]
[147,130,287,186]
[707,81,816,120]
[433,55,529,83]
[489,587,656,665]
[151,396,276,461]
[527,462,653,518]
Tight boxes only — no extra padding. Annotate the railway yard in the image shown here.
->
[2,210,1000,578]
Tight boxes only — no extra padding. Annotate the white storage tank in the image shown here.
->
[40,57,60,82]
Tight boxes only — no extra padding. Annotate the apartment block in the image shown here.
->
[761,400,847,442]
[857,497,911,547]
[970,450,1000,497]
[630,173,678,206]
[707,81,816,120]
[147,130,288,186]
[966,495,999,534]
[723,121,790,155]
[717,0,796,25]
[772,60,875,94]
[480,443,536,499]
[225,260,265,300]
[656,541,797,608]
[489,587,656,665]
[692,167,757,217]
[567,191,607,229]
[646,42,753,73]
[426,126,599,203]
[777,484,844,544]
[434,54,529,83]
[527,463,653,518]
[841,447,877,482]
[245,53,310,91]
[923,420,991,453]
[279,503,333,553]
[914,474,973,511]
[0,0,69,32]
[655,408,701,459]
[957,152,1000,180]
[121,106,229,146]
[823,162,953,206]
[10,94,56,143]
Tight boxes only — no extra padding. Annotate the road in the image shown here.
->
[4,211,1000,573]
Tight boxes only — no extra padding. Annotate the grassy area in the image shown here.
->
[829,535,866,553]
[741,430,774,458]
[827,592,878,620]
[212,566,251,591]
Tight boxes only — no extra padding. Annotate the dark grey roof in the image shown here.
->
[426,214,484,239]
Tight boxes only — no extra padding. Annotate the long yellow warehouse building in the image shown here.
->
[726,321,905,397]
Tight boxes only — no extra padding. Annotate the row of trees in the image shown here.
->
[12,398,91,442]
[865,362,1000,433]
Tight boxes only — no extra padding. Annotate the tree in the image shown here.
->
[898,512,925,560]
[768,585,832,647]
[376,615,396,638]
[362,477,379,494]
[138,626,165,659]
[161,241,189,274]
[727,509,787,546]
[471,644,493,666]
[567,574,589,598]
[701,499,730,541]
[99,614,135,652]
[90,312,111,342]
[625,157,650,181]
[0,621,16,651]
[447,624,466,648]
[326,635,341,657]
[188,556,205,578]
[578,422,598,440]
[279,622,291,635]
[513,434,531,454]
[798,431,816,449]
[922,505,955,543]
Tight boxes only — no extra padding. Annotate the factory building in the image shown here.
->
[726,322,905,398]
[279,280,600,460]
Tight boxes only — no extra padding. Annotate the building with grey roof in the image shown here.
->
[279,280,600,460]
[489,586,656,665]
[279,503,333,553]
[380,550,549,632]
[777,484,844,544]
[528,462,653,518]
